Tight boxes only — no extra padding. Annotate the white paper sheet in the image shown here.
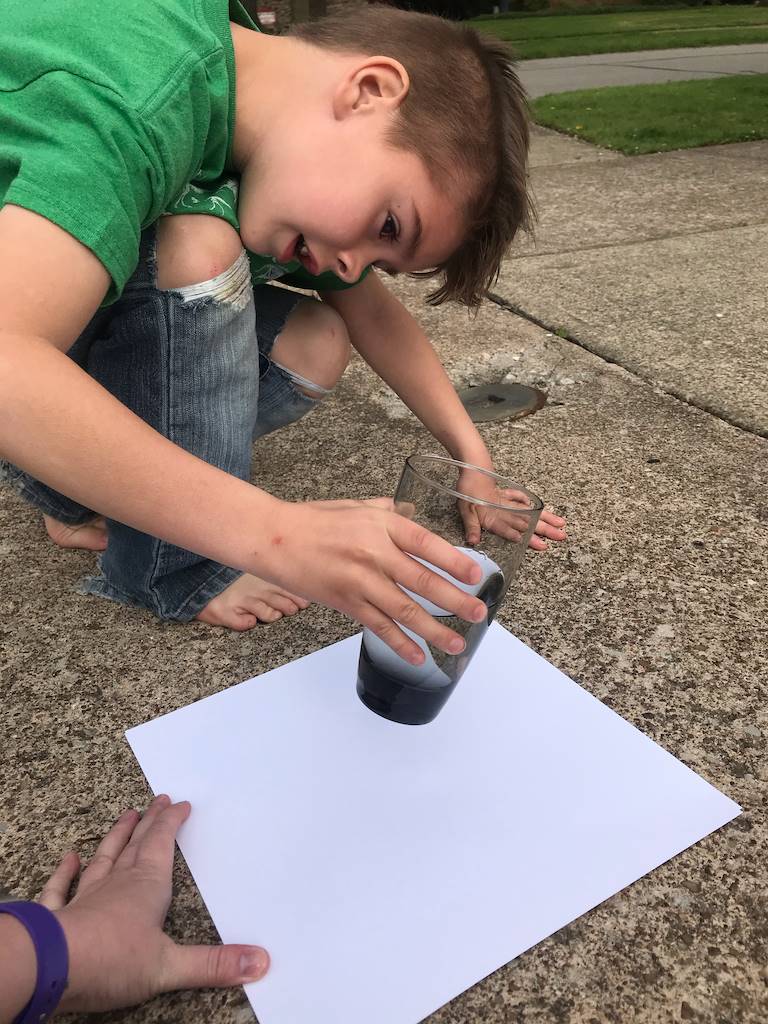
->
[126,624,740,1024]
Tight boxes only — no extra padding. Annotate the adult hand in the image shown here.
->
[40,796,269,1014]
[271,498,487,665]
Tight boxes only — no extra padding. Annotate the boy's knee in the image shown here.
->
[272,300,351,395]
[155,214,244,291]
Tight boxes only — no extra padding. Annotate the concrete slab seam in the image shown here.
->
[510,219,768,262]
[485,291,768,441]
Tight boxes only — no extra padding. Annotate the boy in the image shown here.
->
[0,3,564,664]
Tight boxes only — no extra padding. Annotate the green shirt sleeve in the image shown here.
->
[0,71,158,302]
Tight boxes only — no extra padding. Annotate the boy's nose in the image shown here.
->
[335,251,363,284]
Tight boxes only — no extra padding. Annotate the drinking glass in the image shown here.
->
[357,455,543,725]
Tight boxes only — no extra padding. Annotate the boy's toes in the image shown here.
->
[262,592,302,617]
[43,514,108,552]
[249,601,283,623]
[195,604,260,631]
[195,575,310,632]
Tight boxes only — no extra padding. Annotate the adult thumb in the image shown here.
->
[164,942,271,991]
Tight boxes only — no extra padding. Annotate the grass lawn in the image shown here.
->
[531,74,768,153]
[473,6,768,59]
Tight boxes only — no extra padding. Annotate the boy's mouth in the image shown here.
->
[280,234,318,275]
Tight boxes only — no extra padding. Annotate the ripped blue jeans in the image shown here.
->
[0,226,327,620]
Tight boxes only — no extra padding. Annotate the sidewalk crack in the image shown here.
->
[510,219,768,261]
[485,291,767,440]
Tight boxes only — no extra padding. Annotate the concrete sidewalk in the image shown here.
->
[1,135,767,1023]
[520,42,768,96]
[502,127,768,437]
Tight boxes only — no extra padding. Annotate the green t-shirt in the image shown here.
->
[166,176,369,292]
[0,0,255,302]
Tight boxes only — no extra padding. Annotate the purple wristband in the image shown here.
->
[0,901,69,1024]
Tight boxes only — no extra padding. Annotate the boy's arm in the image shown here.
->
[322,271,493,471]
[0,207,486,661]
[321,272,566,548]
[0,205,286,568]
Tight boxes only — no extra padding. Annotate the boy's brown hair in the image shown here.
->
[291,5,534,308]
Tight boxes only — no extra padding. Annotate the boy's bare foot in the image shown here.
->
[42,518,307,629]
[44,513,108,551]
[195,573,310,631]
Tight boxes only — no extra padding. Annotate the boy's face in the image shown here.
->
[237,104,466,283]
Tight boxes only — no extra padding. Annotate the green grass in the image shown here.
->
[473,6,768,58]
[532,74,768,153]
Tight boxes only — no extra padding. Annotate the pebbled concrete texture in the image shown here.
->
[519,44,768,97]
[500,135,768,436]
[2,279,767,1024]
[1,132,767,1023]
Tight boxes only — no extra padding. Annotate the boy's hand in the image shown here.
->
[456,468,567,551]
[274,499,488,666]
[40,796,269,1014]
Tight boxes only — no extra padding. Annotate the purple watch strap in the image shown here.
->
[0,901,69,1024]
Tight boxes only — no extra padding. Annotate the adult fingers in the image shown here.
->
[76,809,141,894]
[134,801,192,877]
[39,851,81,910]
[161,940,270,993]
[117,795,172,867]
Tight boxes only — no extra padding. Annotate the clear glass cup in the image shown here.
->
[357,455,543,725]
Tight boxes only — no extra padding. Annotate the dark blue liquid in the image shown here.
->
[357,570,505,725]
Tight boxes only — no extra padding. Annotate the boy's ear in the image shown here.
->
[333,57,410,120]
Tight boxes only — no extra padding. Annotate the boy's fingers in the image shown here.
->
[397,558,485,628]
[77,809,141,892]
[539,508,566,527]
[458,500,481,545]
[535,518,567,539]
[479,508,527,542]
[39,851,81,910]
[393,519,482,587]
[364,578,473,660]
[161,941,270,992]
[358,603,428,665]
[360,497,395,512]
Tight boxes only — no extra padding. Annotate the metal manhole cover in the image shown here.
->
[457,382,546,423]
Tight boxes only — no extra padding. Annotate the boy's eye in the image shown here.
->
[380,213,399,243]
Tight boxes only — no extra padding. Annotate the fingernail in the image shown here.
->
[473,605,486,622]
[240,948,270,981]
[409,650,425,666]
[448,637,465,654]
